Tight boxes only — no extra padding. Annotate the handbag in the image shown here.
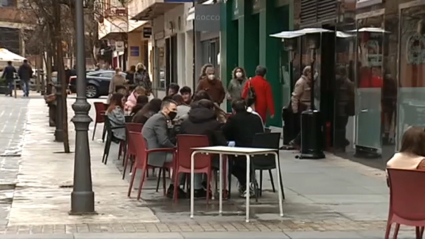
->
[246,81,256,105]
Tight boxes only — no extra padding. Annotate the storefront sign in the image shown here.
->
[143,27,152,38]
[195,4,221,32]
[115,41,124,52]
[130,46,140,57]
[356,0,383,9]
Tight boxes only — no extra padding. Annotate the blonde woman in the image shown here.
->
[134,63,152,93]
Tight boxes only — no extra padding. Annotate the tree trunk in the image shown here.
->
[54,2,70,153]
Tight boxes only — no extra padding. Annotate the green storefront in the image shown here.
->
[220,0,293,127]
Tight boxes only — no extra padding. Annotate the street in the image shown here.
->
[0,95,414,239]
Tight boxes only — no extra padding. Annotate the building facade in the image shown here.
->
[220,0,293,126]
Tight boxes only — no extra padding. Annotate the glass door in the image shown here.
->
[355,12,385,156]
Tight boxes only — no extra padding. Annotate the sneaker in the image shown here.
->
[240,182,256,198]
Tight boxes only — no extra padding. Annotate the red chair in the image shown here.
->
[386,168,425,239]
[93,102,106,141]
[122,123,143,179]
[127,132,175,200]
[174,135,212,203]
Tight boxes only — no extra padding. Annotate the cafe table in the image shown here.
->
[189,146,284,222]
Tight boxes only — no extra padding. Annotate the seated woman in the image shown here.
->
[106,93,126,141]
[223,99,264,198]
[130,95,149,116]
[172,94,191,123]
[132,98,162,124]
[125,86,146,112]
[192,90,227,123]
[387,126,425,170]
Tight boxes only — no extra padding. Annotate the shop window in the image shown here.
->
[156,46,166,89]
[397,5,425,148]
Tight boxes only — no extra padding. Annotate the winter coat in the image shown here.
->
[134,70,151,91]
[222,111,264,147]
[18,63,32,81]
[291,75,311,114]
[109,74,126,94]
[242,75,275,122]
[196,77,226,104]
[227,78,247,101]
[180,106,227,146]
[107,106,126,141]
[2,65,16,80]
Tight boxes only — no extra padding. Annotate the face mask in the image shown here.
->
[235,72,243,78]
[208,74,215,80]
[168,111,177,120]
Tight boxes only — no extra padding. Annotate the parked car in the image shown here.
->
[68,70,126,98]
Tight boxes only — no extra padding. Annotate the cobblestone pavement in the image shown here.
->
[0,97,399,237]
[0,96,29,227]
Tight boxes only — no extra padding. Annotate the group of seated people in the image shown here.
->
[105,84,265,199]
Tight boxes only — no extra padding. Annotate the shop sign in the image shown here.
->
[356,0,383,9]
[115,41,125,52]
[130,46,140,57]
[195,4,221,32]
[143,27,152,38]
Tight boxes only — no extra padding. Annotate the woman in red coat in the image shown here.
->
[242,66,275,122]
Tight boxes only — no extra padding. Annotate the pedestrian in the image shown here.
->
[134,63,152,94]
[289,66,313,148]
[227,67,248,102]
[242,65,275,123]
[168,83,180,97]
[2,61,16,97]
[18,59,33,97]
[196,64,225,105]
[179,86,192,105]
[126,65,136,85]
[108,67,127,102]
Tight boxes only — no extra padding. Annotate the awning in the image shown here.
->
[187,0,214,21]
[270,28,355,39]
[0,48,25,62]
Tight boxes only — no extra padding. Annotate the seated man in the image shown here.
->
[142,99,182,197]
[223,99,264,198]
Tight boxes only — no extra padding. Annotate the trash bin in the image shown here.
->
[299,110,325,159]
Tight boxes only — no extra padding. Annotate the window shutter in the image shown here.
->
[300,0,337,25]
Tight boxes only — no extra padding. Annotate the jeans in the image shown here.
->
[21,80,29,96]
[6,79,14,95]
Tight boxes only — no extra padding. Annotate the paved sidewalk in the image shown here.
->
[0,97,404,238]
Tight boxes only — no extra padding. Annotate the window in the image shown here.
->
[0,0,16,7]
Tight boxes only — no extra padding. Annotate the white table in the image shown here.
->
[189,146,284,222]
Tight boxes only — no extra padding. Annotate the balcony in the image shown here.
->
[128,0,189,20]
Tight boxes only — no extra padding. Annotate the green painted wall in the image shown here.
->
[221,0,292,124]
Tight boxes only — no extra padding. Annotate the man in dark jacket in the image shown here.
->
[2,61,16,96]
[18,59,33,97]
[223,99,264,198]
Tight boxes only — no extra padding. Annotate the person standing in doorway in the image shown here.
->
[242,66,275,123]
[227,67,248,102]
[2,61,16,97]
[18,59,33,97]
[196,64,225,105]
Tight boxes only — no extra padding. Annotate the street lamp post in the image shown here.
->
[70,0,95,214]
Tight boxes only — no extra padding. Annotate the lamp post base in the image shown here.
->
[70,191,96,215]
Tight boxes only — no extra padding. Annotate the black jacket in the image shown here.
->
[222,111,264,147]
[180,107,227,146]
[2,65,16,80]
[18,63,32,81]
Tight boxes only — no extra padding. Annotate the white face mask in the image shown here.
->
[235,72,243,78]
[208,74,215,80]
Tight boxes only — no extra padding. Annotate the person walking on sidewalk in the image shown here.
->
[134,63,152,94]
[242,65,275,123]
[196,64,225,105]
[227,67,248,102]
[2,61,16,97]
[18,59,33,97]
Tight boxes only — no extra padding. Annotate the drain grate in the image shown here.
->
[59,184,73,188]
